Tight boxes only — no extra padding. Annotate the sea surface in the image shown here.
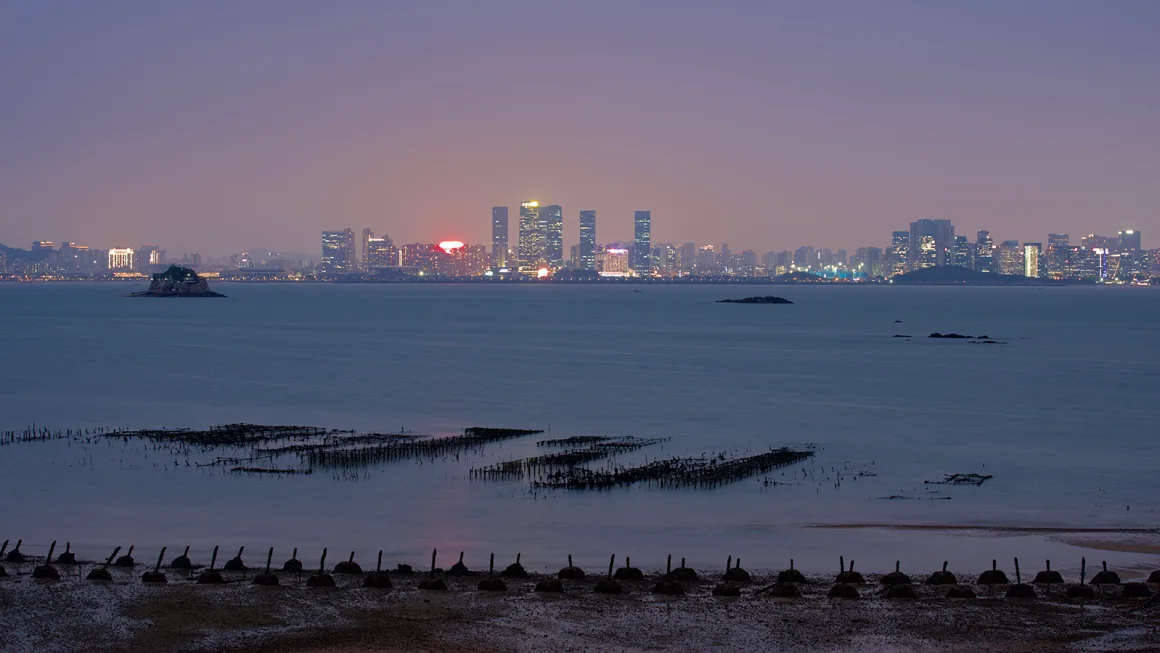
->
[1,282,1157,575]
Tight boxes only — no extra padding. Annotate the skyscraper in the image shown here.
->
[541,204,564,269]
[579,210,596,271]
[888,231,909,276]
[491,207,509,268]
[952,236,972,268]
[975,229,994,273]
[361,228,374,271]
[995,240,1023,275]
[1118,230,1142,252]
[908,219,955,268]
[1023,243,1042,278]
[518,200,542,272]
[321,229,355,273]
[633,211,651,277]
[1046,234,1069,279]
[366,236,396,268]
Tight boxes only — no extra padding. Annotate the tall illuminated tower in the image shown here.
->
[518,200,543,272]
[633,210,651,277]
[579,210,596,270]
[539,204,563,269]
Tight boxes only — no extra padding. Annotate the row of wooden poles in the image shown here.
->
[3,539,1156,600]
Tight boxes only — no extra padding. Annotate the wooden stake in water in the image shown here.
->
[430,549,437,577]
[667,554,671,575]
[489,553,495,575]
[209,546,219,571]
[1014,558,1022,585]
[608,555,615,579]
[319,548,328,573]
[155,547,166,572]
[104,547,121,568]
[265,547,273,574]
[1081,557,1087,584]
[46,541,57,563]
[376,550,383,573]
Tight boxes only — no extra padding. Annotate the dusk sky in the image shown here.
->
[3,1,1159,256]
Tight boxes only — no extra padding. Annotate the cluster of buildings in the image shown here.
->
[2,210,1154,284]
[869,220,1151,281]
[314,208,1152,283]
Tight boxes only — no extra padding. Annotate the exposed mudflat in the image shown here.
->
[2,564,1158,652]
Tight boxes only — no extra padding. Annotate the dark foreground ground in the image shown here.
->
[1,565,1158,653]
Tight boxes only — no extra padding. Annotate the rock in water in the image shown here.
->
[129,266,226,298]
[716,296,793,304]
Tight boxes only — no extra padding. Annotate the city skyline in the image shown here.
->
[3,2,1160,254]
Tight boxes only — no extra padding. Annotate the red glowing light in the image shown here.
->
[438,240,465,254]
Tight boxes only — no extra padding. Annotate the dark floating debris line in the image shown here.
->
[110,424,331,448]
[472,438,670,480]
[304,427,544,470]
[531,448,814,490]
[230,467,314,475]
[537,436,613,447]
[926,473,994,486]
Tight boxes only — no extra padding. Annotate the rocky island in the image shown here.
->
[716,296,793,304]
[129,265,225,297]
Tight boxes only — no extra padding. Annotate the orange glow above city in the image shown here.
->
[438,240,465,254]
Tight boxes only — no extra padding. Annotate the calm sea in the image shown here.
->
[1,282,1157,574]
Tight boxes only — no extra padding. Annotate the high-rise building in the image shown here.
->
[108,248,135,271]
[366,236,396,268]
[975,230,994,273]
[579,210,596,271]
[600,248,630,276]
[676,242,697,275]
[696,245,717,275]
[1118,230,1142,252]
[952,236,972,268]
[541,204,563,269]
[491,207,509,268]
[633,211,651,277]
[908,219,955,268]
[361,228,374,270]
[1023,243,1042,278]
[518,201,542,272]
[1046,234,1069,279]
[995,240,1023,276]
[793,246,815,270]
[321,229,355,273]
[888,231,909,276]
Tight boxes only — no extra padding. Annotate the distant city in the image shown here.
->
[0,205,1154,284]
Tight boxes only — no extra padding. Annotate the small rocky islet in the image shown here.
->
[716,296,793,305]
[128,265,225,298]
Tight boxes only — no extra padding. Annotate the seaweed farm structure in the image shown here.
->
[530,448,815,490]
[3,422,819,493]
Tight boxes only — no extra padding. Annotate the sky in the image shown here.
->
[2,0,1159,257]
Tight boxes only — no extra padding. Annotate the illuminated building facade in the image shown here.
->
[518,200,542,272]
[1046,234,1069,279]
[321,229,355,273]
[108,248,135,270]
[995,240,1023,275]
[1023,242,1041,278]
[633,211,651,276]
[600,248,630,276]
[366,236,396,268]
[578,210,596,271]
[908,218,954,268]
[491,207,508,268]
[541,204,563,269]
[975,230,994,273]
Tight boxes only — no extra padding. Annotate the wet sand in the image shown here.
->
[2,565,1159,653]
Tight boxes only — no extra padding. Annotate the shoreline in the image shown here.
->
[2,566,1158,652]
